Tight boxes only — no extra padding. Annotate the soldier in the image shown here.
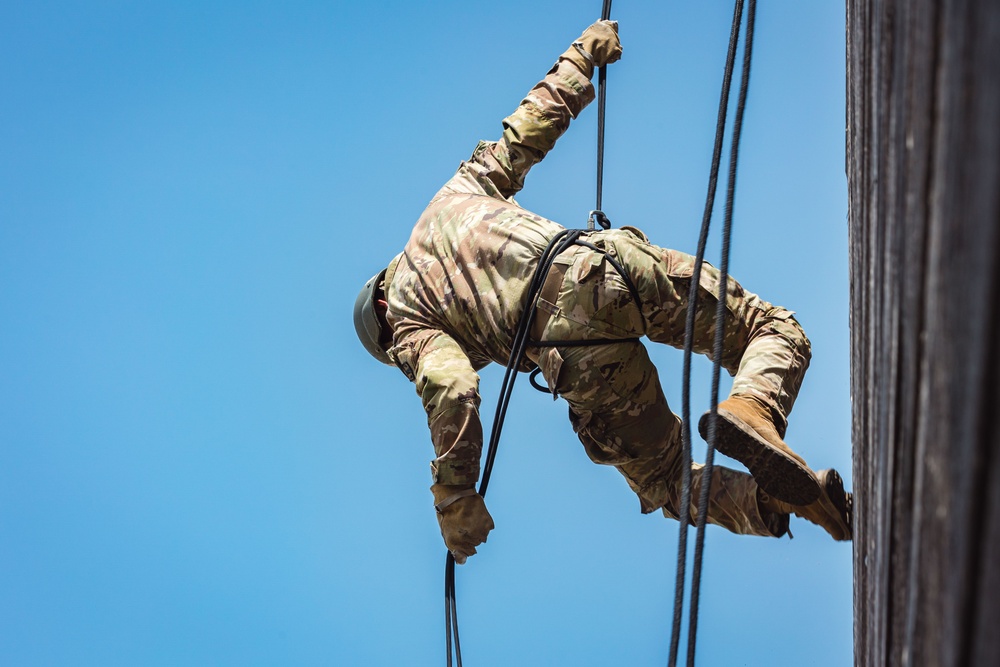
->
[354,20,851,564]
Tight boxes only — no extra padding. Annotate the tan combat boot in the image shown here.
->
[699,395,821,506]
[758,469,853,541]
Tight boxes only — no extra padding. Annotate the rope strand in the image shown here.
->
[685,3,756,665]
[445,229,582,665]
[596,0,613,214]
[668,1,746,663]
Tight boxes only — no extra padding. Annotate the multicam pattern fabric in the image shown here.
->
[384,41,810,537]
[385,54,595,486]
[529,234,811,536]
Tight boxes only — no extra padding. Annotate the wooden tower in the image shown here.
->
[847,0,1000,664]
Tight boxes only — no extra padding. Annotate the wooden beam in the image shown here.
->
[847,0,1000,664]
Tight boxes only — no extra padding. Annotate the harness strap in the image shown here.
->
[434,488,479,513]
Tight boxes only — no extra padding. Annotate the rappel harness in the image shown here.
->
[443,1,757,665]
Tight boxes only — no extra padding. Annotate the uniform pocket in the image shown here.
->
[666,251,746,321]
[556,251,637,338]
[536,346,565,396]
[559,342,657,467]
[595,341,660,407]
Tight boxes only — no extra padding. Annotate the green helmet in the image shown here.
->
[353,267,393,365]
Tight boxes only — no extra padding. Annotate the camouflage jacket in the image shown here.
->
[385,55,597,486]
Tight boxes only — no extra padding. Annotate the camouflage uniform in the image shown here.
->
[385,45,811,538]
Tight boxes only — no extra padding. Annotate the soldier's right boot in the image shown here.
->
[699,395,821,506]
[758,469,853,541]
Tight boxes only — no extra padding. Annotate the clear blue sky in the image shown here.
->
[1,2,851,665]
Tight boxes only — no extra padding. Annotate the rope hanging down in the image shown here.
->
[445,228,591,667]
[668,2,757,666]
[445,4,615,665]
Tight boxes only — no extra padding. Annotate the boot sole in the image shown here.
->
[699,408,821,506]
[817,469,853,541]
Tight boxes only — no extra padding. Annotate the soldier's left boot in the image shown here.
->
[758,469,853,541]
[699,395,821,506]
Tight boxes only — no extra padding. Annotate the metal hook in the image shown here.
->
[588,210,611,230]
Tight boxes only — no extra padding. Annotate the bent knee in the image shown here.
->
[755,307,812,363]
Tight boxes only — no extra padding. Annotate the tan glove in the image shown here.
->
[431,484,495,564]
[560,20,622,74]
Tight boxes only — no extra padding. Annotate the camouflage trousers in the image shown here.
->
[526,228,812,537]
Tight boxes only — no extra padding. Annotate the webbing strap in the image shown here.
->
[435,489,480,513]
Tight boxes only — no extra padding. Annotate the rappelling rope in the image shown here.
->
[445,232,641,665]
[592,0,614,230]
[445,4,617,663]
[445,228,586,667]
[668,1,756,666]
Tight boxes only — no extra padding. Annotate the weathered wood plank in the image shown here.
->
[847,0,1000,665]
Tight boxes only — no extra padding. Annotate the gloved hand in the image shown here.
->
[431,484,495,564]
[560,19,622,74]
[578,19,622,67]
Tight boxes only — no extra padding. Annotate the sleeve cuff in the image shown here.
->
[430,457,481,486]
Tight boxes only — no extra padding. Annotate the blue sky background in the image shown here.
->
[1,2,851,665]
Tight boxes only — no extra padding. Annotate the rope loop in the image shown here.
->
[588,210,612,230]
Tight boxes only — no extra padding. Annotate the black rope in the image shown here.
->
[593,0,613,230]
[685,3,756,665]
[667,1,750,665]
[445,229,583,666]
[479,230,584,495]
[445,554,461,667]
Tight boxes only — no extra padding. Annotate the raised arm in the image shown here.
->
[471,20,622,199]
